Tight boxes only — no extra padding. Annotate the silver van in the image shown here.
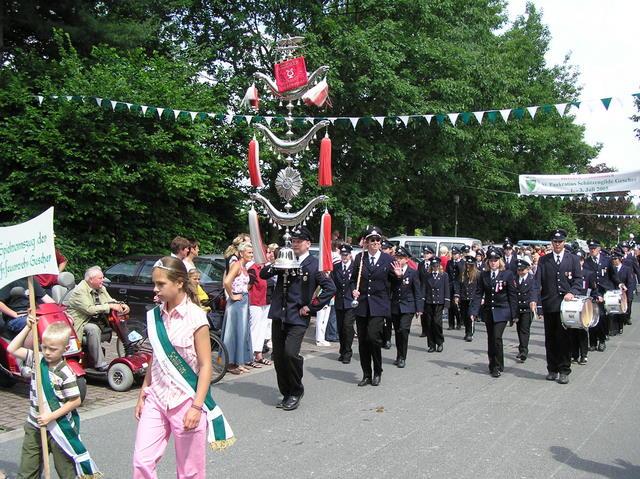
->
[388,235,482,258]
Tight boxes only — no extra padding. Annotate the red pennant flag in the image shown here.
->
[318,210,333,272]
[248,138,263,187]
[318,133,332,186]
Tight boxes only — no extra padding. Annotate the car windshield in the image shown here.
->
[194,258,224,283]
[406,241,437,257]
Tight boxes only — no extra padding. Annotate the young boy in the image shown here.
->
[8,318,98,478]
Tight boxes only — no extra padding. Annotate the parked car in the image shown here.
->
[103,255,225,323]
[308,243,363,260]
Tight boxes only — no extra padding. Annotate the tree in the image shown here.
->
[0,35,245,274]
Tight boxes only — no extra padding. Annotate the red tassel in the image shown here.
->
[318,210,333,272]
[248,138,263,187]
[318,133,332,187]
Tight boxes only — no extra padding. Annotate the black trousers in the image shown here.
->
[569,328,588,359]
[590,303,608,345]
[612,313,625,333]
[448,302,461,329]
[424,304,444,348]
[460,300,473,337]
[420,313,428,336]
[543,311,572,375]
[355,315,385,378]
[516,310,533,357]
[626,298,633,324]
[391,313,413,360]
[335,308,355,360]
[383,317,393,344]
[484,316,507,372]
[271,319,307,397]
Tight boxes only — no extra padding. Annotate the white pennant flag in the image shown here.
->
[350,117,359,129]
[424,115,434,124]
[65,96,72,101]
[110,100,118,110]
[526,106,538,119]
[448,113,459,126]
[207,113,215,118]
[37,95,44,105]
[325,117,336,124]
[472,111,484,124]
[173,110,181,120]
[190,111,197,121]
[225,114,234,124]
[265,116,273,126]
[499,109,511,122]
[399,116,409,127]
[125,102,132,110]
[157,107,165,118]
[51,95,58,100]
[95,97,103,107]
[555,103,567,116]
[373,116,385,127]
[245,115,252,125]
[141,105,148,115]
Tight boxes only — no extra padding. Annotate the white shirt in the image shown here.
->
[555,251,565,264]
[369,251,381,265]
[297,251,310,263]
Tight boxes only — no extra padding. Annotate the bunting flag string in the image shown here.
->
[460,185,640,202]
[569,213,640,219]
[30,91,640,129]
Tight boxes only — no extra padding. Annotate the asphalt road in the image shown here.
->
[2,310,640,479]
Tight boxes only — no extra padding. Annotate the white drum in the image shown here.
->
[604,290,628,314]
[561,296,597,329]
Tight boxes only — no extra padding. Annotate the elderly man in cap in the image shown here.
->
[390,246,423,368]
[260,226,336,411]
[351,226,395,386]
[536,229,582,384]
[583,238,620,350]
[331,243,356,363]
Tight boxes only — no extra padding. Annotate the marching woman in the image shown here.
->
[421,256,450,353]
[475,248,485,271]
[134,256,234,479]
[470,248,518,378]
[221,242,255,374]
[390,246,423,368]
[454,256,479,342]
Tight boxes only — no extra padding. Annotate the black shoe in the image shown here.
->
[383,341,392,350]
[427,347,436,353]
[393,358,398,366]
[447,327,454,330]
[490,369,501,378]
[419,333,427,337]
[338,355,344,362]
[436,344,443,353]
[398,359,406,368]
[456,325,462,330]
[578,356,588,365]
[597,342,606,352]
[282,395,302,411]
[342,358,351,364]
[557,374,569,385]
[276,396,289,408]
[588,345,596,351]
[371,375,381,386]
[610,331,618,337]
[546,372,558,381]
[358,377,372,387]
[465,336,473,342]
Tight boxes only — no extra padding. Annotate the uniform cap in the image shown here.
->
[290,226,312,241]
[587,239,601,249]
[487,248,502,260]
[516,259,530,269]
[551,229,567,241]
[423,246,435,254]
[464,255,476,265]
[395,246,410,257]
[339,244,352,254]
[365,226,384,239]
[381,240,393,249]
[503,238,514,249]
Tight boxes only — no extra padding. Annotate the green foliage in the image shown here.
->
[0,36,245,276]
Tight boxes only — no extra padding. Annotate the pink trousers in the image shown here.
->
[133,393,207,479]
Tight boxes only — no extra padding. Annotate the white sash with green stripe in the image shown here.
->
[39,359,102,478]
[146,307,236,450]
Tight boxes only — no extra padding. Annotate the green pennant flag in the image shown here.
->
[485,111,497,123]
[541,104,553,114]
[600,97,612,110]
[435,114,445,125]
[512,108,525,120]
[460,112,472,124]
[571,101,581,109]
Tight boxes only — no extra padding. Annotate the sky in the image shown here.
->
[506,0,640,174]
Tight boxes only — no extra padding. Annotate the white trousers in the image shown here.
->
[315,305,330,342]
[249,305,270,353]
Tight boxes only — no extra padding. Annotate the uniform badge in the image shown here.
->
[565,271,572,279]
[403,278,410,285]
[303,274,308,282]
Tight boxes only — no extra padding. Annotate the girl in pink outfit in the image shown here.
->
[133,256,213,479]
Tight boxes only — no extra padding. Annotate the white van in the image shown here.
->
[388,235,482,258]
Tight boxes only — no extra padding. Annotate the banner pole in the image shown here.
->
[28,276,51,479]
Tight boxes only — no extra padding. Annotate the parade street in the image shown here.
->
[2,312,640,479]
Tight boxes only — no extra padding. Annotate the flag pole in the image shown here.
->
[28,276,51,479]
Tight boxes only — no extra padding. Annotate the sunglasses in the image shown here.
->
[368,237,382,242]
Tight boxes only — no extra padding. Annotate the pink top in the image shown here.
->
[231,268,250,294]
[146,296,208,409]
